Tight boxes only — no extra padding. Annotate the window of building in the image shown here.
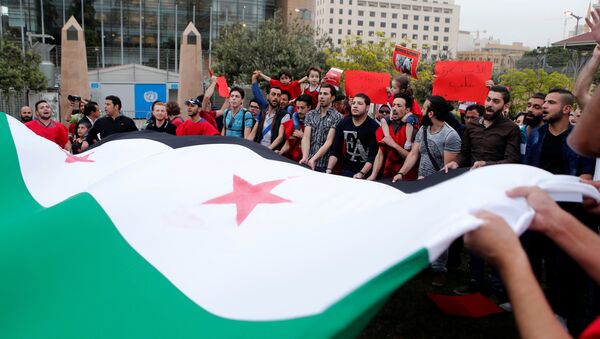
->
[403,14,408,19]
[434,17,440,22]
[402,33,408,39]
[349,9,352,15]
[358,0,365,5]
[359,10,364,15]
[348,29,351,34]
[413,24,418,30]
[330,8,333,14]
[339,9,343,14]
[402,23,408,29]
[380,22,386,27]
[381,12,386,18]
[329,18,333,24]
[369,31,374,36]
[443,45,448,51]
[414,15,419,20]
[340,0,343,3]
[391,32,396,38]
[424,25,429,31]
[411,43,418,49]
[370,11,375,16]
[339,19,343,24]
[329,28,333,34]
[432,45,438,50]
[369,21,375,26]
[433,35,439,41]
[349,0,352,4]
[444,27,449,32]
[358,20,363,26]
[423,35,428,40]
[357,30,363,35]
[338,29,342,34]
[434,26,439,32]
[412,34,418,40]
[348,19,352,24]
[445,18,450,23]
[391,23,397,28]
[338,39,342,44]
[424,16,430,21]
[392,13,397,18]
[330,0,333,3]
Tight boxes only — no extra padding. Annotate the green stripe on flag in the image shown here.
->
[0,114,429,338]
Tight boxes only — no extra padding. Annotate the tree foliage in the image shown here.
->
[498,68,573,113]
[325,33,400,74]
[413,62,434,105]
[0,36,47,93]
[212,14,331,84]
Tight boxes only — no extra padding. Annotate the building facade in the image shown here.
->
[457,31,529,71]
[0,0,276,70]
[315,0,460,60]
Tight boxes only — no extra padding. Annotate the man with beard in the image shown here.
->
[250,71,289,150]
[443,85,520,171]
[523,89,595,331]
[368,93,415,180]
[519,93,546,158]
[280,94,311,161]
[326,93,379,178]
[146,102,177,135]
[19,106,33,123]
[25,100,70,149]
[176,98,220,136]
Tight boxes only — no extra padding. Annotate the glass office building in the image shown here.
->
[0,0,276,70]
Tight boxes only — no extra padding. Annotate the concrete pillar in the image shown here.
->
[60,16,90,122]
[177,22,203,114]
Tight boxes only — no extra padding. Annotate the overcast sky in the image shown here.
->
[454,0,596,49]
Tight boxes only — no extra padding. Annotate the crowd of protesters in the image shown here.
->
[16,9,600,338]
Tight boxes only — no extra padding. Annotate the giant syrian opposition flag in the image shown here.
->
[1,113,599,338]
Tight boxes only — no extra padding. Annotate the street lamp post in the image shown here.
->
[564,10,583,36]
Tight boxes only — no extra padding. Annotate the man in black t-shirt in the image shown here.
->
[81,95,138,151]
[327,93,379,178]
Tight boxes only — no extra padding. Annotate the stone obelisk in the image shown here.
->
[60,16,90,122]
[177,23,203,112]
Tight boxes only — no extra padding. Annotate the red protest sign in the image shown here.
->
[432,61,493,104]
[216,76,229,97]
[392,45,420,79]
[343,70,390,104]
[324,67,343,87]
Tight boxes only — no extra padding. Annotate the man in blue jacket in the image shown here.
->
[523,88,595,330]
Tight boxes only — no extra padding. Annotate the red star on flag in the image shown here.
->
[63,151,95,164]
[203,175,292,226]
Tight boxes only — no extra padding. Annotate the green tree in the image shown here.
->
[0,36,47,94]
[325,33,399,74]
[498,68,573,113]
[212,14,331,84]
[413,62,434,104]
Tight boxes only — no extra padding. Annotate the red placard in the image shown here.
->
[343,70,390,105]
[432,61,493,104]
[392,45,421,79]
[216,76,230,98]
[324,67,343,87]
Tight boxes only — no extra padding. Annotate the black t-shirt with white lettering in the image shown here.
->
[331,116,379,175]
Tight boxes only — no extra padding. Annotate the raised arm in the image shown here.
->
[202,76,218,112]
[252,72,269,110]
[569,8,600,157]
